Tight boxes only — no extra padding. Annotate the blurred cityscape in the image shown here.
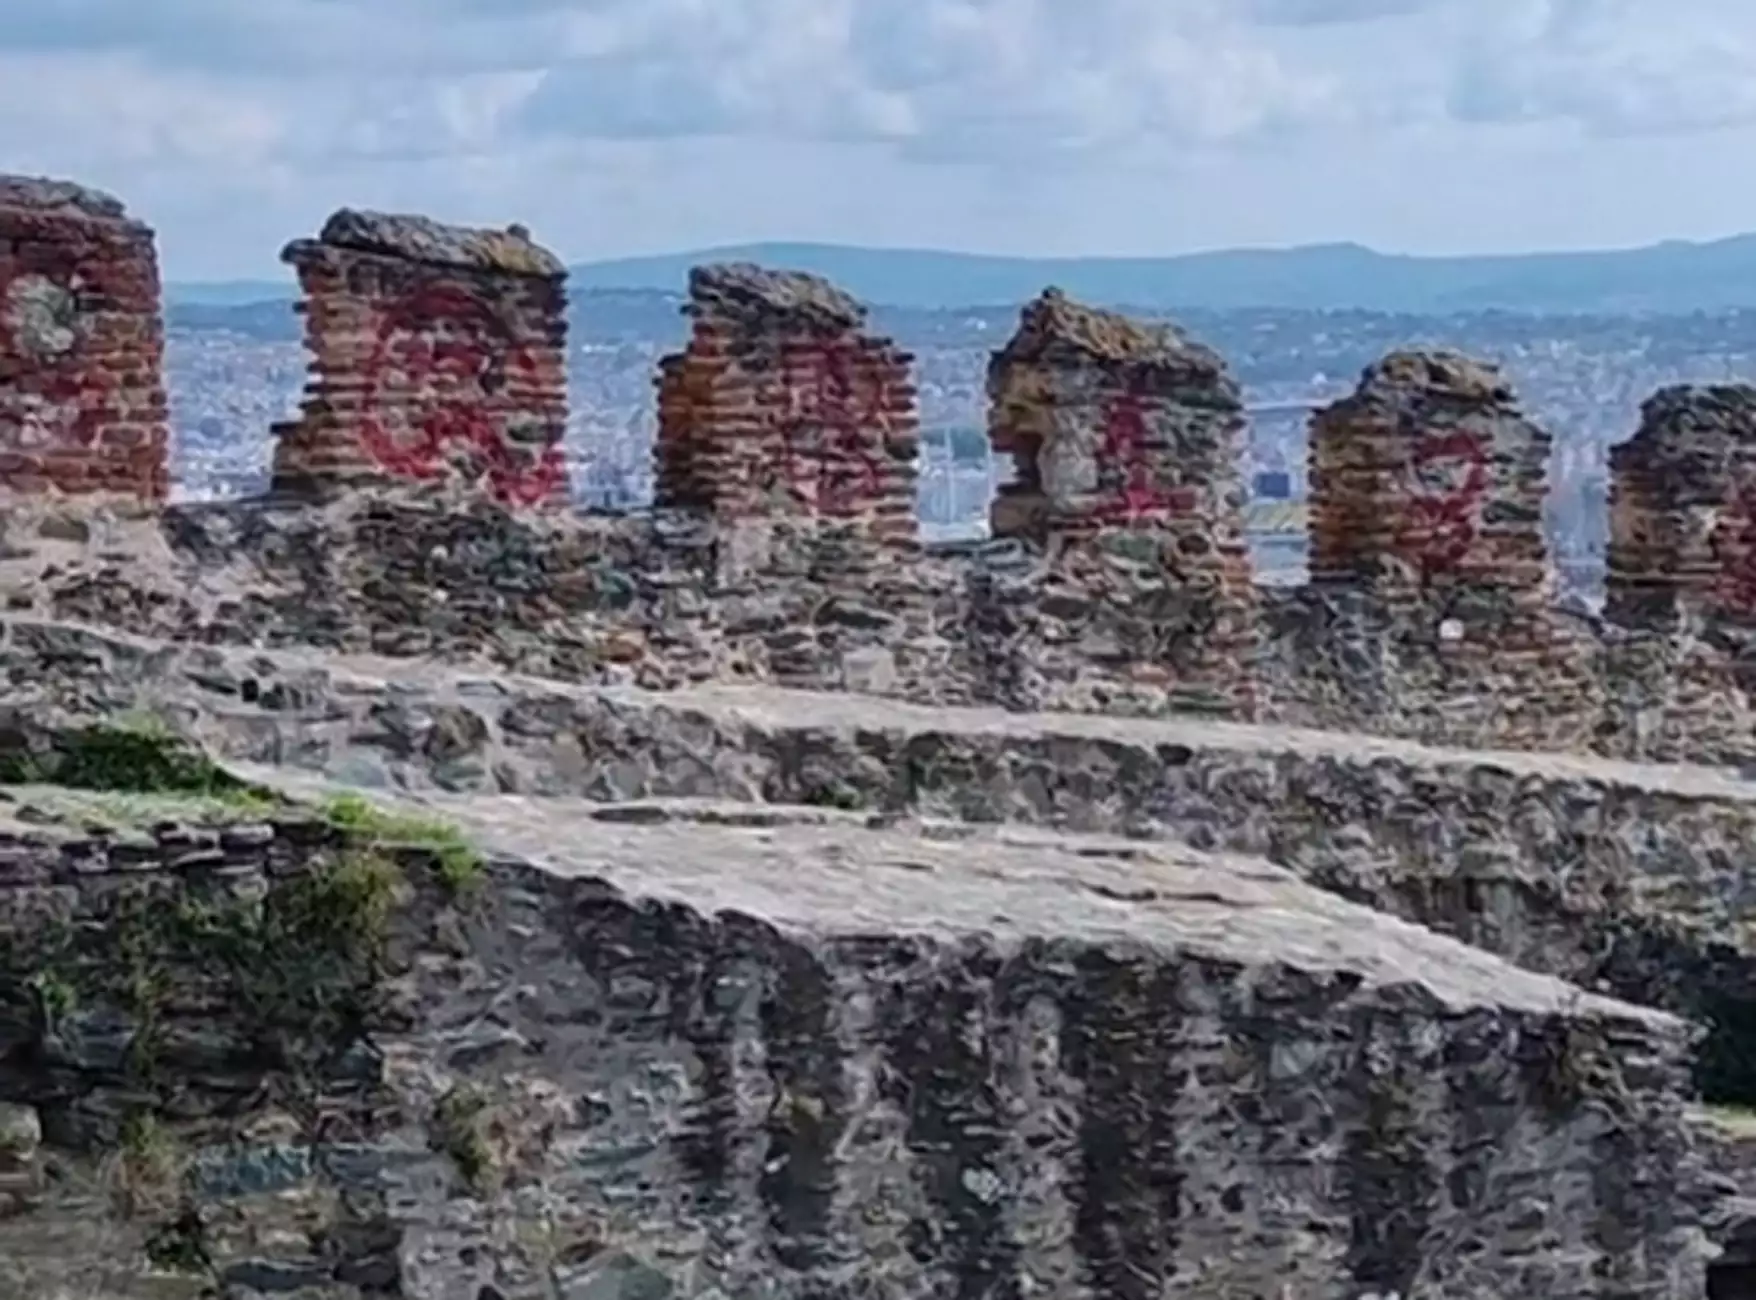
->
[165,292,1756,603]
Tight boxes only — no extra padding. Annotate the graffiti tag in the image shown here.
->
[1095,389,1178,523]
[358,283,566,507]
[1398,429,1489,577]
[774,341,887,515]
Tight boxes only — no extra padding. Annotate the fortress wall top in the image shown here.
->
[984,289,1258,716]
[9,486,1756,767]
[653,263,919,541]
[1605,384,1756,630]
[270,208,570,508]
[20,220,1756,767]
[1295,351,1594,742]
[0,174,168,500]
[986,288,1247,541]
[1308,350,1551,597]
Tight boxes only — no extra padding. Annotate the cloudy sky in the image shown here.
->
[3,0,1754,280]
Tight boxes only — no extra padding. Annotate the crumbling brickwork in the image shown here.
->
[985,290,1258,715]
[1308,350,1550,599]
[653,263,919,540]
[0,174,168,499]
[271,208,569,507]
[1605,384,1756,630]
[987,288,1249,543]
[1294,351,1592,744]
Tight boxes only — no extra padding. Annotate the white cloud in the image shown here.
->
[1448,0,1756,135]
[4,0,1756,276]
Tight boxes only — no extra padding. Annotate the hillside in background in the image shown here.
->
[165,233,1756,316]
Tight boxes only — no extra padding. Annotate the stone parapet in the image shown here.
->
[653,263,919,540]
[2,492,1756,762]
[986,288,1246,540]
[0,173,168,500]
[1606,384,1756,631]
[985,290,1257,713]
[1304,350,1585,725]
[271,207,569,507]
[1309,350,1549,595]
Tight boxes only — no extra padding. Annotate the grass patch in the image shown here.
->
[0,712,259,801]
[1702,1104,1756,1138]
[10,848,407,1089]
[15,787,283,830]
[114,1111,184,1216]
[319,792,485,898]
[432,1083,497,1194]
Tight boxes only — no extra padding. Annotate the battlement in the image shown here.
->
[2,180,1751,1295]
[270,207,570,506]
[653,260,920,539]
[0,173,168,500]
[11,181,1756,768]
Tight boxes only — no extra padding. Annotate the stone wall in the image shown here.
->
[654,263,919,541]
[0,698,1718,1297]
[12,489,1756,764]
[985,289,1258,715]
[14,611,1756,1102]
[11,191,1756,764]
[271,208,570,507]
[0,174,168,499]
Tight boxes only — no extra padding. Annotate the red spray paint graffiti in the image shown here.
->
[775,342,887,515]
[1095,389,1188,523]
[358,282,566,507]
[1398,429,1489,575]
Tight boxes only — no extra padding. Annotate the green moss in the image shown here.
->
[176,849,406,1067]
[319,792,485,899]
[0,713,262,801]
[432,1083,497,1195]
[26,968,77,1022]
[34,787,284,830]
[4,848,408,1093]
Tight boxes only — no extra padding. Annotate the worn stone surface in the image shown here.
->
[316,207,567,278]
[0,754,1714,1297]
[655,262,919,540]
[6,613,1756,1106]
[0,171,169,500]
[271,209,570,507]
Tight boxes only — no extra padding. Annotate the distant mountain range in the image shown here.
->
[165,233,1756,315]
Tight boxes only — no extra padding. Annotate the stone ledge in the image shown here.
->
[687,261,866,331]
[0,173,128,220]
[282,207,565,278]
